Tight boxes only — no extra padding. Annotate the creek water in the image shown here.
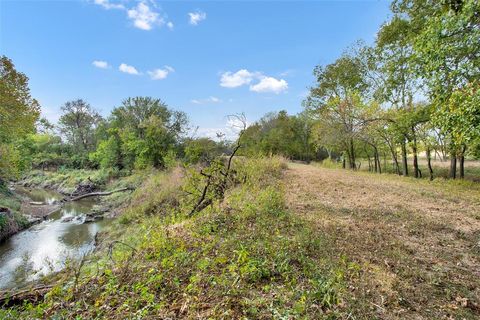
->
[0,188,110,290]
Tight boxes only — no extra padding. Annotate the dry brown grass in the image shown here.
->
[285,163,480,319]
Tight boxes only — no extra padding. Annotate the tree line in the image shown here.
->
[20,96,233,173]
[1,0,479,183]
[241,0,480,180]
[0,56,233,184]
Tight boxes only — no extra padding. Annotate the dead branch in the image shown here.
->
[0,285,52,308]
[69,187,134,201]
[73,253,88,292]
[189,113,246,216]
[189,175,212,216]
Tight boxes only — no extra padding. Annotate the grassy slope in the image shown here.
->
[2,159,479,319]
[0,184,28,242]
[20,169,127,195]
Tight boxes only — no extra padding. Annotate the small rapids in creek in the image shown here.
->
[0,188,110,290]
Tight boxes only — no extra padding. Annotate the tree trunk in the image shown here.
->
[366,151,372,172]
[377,150,382,174]
[349,138,356,170]
[458,145,466,179]
[412,145,419,178]
[449,152,457,179]
[345,149,352,169]
[373,146,381,174]
[459,156,465,179]
[426,146,434,181]
[401,140,408,176]
[388,142,400,175]
[411,127,420,178]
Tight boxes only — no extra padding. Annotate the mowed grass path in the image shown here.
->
[285,163,480,319]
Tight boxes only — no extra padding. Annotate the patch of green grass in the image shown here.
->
[0,194,21,212]
[0,193,27,237]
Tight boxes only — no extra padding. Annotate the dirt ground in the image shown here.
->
[285,163,480,319]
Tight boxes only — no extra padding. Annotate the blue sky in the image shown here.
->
[1,0,391,139]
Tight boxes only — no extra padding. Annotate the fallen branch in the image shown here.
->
[69,187,134,201]
[189,172,212,216]
[0,285,52,308]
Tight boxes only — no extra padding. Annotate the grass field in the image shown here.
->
[286,163,480,318]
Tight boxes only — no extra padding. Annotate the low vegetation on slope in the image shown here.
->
[0,158,480,319]
[1,157,360,319]
[2,159,479,319]
[19,169,126,195]
[0,183,29,242]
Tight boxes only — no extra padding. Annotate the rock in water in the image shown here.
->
[61,216,74,223]
[83,210,105,223]
[26,215,42,225]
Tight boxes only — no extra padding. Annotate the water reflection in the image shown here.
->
[0,188,109,290]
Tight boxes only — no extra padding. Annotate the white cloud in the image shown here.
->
[147,65,174,80]
[195,118,247,141]
[127,1,164,30]
[93,0,172,31]
[92,60,110,69]
[220,69,255,88]
[220,69,288,94]
[250,76,288,94]
[190,96,222,104]
[194,128,224,140]
[188,11,206,25]
[119,63,140,75]
[148,69,168,80]
[94,0,125,10]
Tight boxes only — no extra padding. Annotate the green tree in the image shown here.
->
[0,56,40,181]
[240,111,315,161]
[393,0,480,178]
[92,97,188,170]
[184,138,222,164]
[373,16,421,176]
[306,54,369,169]
[58,99,102,159]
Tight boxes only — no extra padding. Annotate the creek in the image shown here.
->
[0,188,110,290]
